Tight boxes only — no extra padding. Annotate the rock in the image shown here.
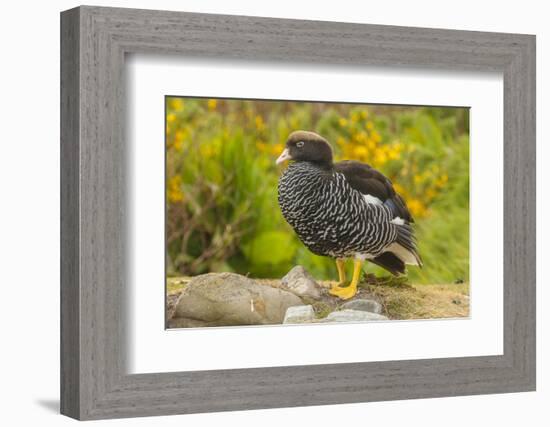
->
[340,298,382,314]
[166,293,181,320]
[283,305,315,324]
[173,272,303,326]
[322,309,388,323]
[281,266,321,299]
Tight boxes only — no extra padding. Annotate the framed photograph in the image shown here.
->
[61,6,536,420]
[164,97,471,331]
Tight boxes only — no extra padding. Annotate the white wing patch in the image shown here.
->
[391,217,405,225]
[363,194,383,205]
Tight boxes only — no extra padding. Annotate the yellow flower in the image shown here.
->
[436,173,449,187]
[336,136,346,146]
[407,198,427,218]
[351,112,360,123]
[371,130,381,143]
[374,151,388,165]
[388,148,400,160]
[361,110,369,119]
[167,113,176,123]
[366,121,374,131]
[354,131,367,143]
[338,118,348,127]
[172,129,187,151]
[167,175,184,203]
[207,99,217,111]
[353,146,368,158]
[169,98,185,111]
[271,143,284,156]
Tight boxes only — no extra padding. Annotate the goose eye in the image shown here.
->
[296,141,305,148]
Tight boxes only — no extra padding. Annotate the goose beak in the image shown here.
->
[276,148,292,165]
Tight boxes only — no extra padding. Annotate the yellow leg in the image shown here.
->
[330,259,347,289]
[329,259,362,300]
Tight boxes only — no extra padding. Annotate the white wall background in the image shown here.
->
[0,0,546,425]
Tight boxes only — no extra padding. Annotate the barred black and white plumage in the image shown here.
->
[276,130,422,299]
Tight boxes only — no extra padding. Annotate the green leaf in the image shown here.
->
[242,231,296,266]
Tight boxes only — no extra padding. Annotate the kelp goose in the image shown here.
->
[277,130,422,300]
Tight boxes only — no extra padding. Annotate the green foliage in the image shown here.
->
[166,98,469,284]
[242,231,296,276]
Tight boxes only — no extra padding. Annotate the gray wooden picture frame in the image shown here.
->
[60,5,536,420]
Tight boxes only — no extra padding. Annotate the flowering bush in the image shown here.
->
[166,97,469,284]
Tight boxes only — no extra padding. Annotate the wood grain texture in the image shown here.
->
[60,7,80,419]
[60,6,536,420]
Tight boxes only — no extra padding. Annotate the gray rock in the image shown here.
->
[322,309,388,323]
[173,272,303,326]
[283,305,315,324]
[281,266,321,299]
[341,298,382,314]
[166,293,181,320]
